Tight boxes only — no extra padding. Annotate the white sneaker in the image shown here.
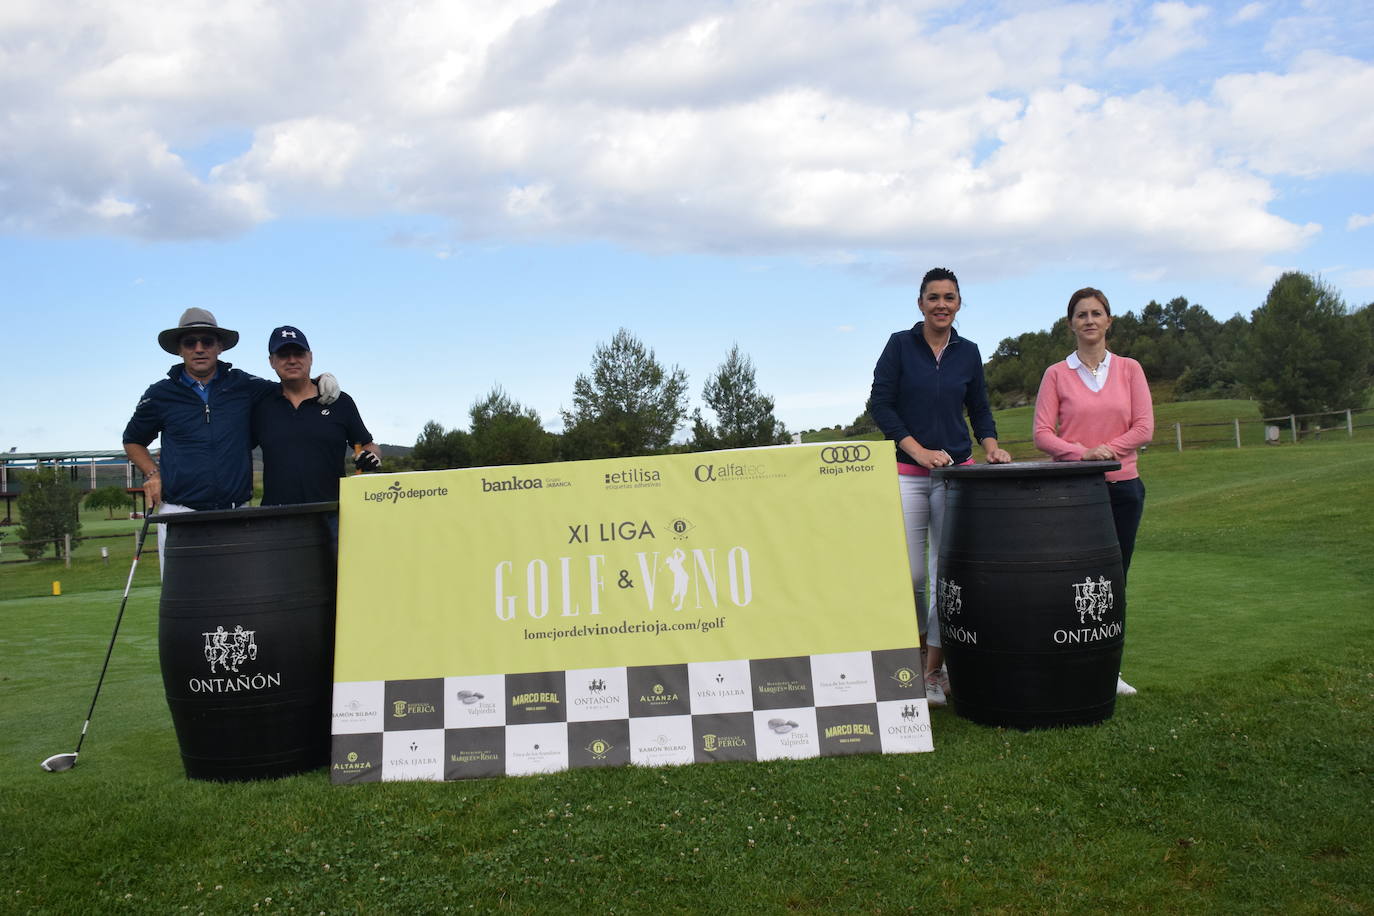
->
[924,672,947,707]
[1116,675,1137,696]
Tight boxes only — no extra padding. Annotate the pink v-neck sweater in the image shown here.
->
[1033,355,1154,482]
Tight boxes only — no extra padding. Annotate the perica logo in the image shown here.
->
[702,733,747,752]
[391,699,437,718]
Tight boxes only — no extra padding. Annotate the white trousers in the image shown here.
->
[898,475,947,649]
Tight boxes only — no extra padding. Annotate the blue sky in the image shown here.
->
[2,0,1371,451]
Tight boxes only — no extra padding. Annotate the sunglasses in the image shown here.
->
[180,335,220,349]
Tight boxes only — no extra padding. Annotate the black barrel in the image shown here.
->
[931,462,1123,729]
[158,503,338,780]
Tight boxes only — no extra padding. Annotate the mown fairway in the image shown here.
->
[1,435,1371,914]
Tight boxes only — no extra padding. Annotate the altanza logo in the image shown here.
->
[363,481,450,504]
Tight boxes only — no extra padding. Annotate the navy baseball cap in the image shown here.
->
[268,326,311,353]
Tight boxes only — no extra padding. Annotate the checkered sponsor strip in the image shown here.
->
[331,647,932,782]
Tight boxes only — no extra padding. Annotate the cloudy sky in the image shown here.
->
[3,0,1371,451]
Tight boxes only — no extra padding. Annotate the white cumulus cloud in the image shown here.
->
[0,0,1360,280]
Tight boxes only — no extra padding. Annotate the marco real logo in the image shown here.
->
[190,625,281,694]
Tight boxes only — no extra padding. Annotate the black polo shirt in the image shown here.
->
[253,390,373,505]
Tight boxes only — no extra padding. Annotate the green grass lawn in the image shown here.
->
[1,436,1371,913]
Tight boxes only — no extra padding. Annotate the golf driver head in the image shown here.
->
[40,753,78,772]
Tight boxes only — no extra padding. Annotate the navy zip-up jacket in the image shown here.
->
[869,323,998,468]
[123,361,275,510]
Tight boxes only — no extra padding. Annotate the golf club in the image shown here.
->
[40,513,154,772]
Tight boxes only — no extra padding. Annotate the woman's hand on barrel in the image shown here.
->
[984,447,1012,464]
[1082,445,1115,461]
[907,443,954,469]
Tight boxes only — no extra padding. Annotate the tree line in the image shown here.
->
[393,332,791,471]
[402,270,1373,471]
[982,271,1372,417]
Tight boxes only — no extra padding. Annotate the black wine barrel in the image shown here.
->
[931,462,1124,729]
[158,503,338,780]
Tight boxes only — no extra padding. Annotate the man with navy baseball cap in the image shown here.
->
[254,325,380,508]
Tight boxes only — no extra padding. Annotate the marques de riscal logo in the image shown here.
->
[191,625,281,694]
[363,481,450,504]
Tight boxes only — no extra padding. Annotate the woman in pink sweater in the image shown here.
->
[1033,287,1154,695]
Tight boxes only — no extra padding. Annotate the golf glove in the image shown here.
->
[316,373,340,405]
[354,449,382,473]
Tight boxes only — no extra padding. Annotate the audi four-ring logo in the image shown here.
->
[820,445,871,464]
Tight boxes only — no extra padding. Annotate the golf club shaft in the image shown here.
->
[71,514,153,757]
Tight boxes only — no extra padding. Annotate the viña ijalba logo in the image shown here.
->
[191,625,281,694]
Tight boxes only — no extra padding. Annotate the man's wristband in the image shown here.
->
[145,470,160,478]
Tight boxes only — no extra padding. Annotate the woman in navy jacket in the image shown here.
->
[869,267,1011,706]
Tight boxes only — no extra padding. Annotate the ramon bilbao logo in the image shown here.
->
[190,625,281,694]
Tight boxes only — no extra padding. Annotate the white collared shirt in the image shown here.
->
[1066,350,1112,392]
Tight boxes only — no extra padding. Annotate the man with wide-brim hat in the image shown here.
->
[123,308,339,570]
[155,307,241,354]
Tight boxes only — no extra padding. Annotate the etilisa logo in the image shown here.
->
[1073,576,1114,624]
[204,625,256,673]
[604,467,662,488]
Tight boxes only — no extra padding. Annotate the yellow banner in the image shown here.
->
[335,443,916,682]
